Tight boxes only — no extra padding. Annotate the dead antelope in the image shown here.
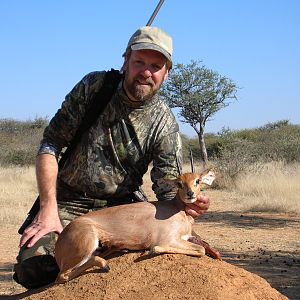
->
[54,170,218,284]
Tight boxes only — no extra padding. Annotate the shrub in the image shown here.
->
[0,117,48,167]
[188,120,300,188]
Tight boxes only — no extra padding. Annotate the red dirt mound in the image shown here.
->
[22,252,287,300]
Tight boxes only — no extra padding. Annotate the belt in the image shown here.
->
[57,179,138,210]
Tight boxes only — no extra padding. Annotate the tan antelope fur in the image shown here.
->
[54,170,216,283]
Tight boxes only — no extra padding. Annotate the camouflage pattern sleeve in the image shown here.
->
[38,142,61,158]
[39,71,106,155]
[151,130,183,201]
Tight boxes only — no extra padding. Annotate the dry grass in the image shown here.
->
[174,162,300,214]
[0,166,37,225]
[234,161,300,213]
[0,162,299,227]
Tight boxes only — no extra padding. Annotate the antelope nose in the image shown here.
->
[187,190,194,198]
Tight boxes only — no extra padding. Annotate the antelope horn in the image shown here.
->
[190,148,195,173]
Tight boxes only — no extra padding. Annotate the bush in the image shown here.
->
[183,120,300,188]
[180,134,202,163]
[2,117,300,174]
[3,149,37,167]
[0,117,48,167]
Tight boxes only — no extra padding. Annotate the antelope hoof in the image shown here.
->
[151,246,164,254]
[102,265,110,273]
[55,273,69,284]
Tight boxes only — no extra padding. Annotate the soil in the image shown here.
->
[1,190,299,300]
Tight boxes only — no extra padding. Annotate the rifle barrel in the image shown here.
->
[146,0,165,26]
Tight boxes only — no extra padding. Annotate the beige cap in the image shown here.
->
[125,26,173,64]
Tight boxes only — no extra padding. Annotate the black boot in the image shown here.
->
[13,255,59,289]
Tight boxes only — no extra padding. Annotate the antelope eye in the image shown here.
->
[195,179,200,185]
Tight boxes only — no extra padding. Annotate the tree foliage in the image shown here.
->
[160,60,238,164]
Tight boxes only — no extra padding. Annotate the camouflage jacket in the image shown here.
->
[39,71,182,201]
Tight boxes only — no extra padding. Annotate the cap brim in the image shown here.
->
[131,43,172,63]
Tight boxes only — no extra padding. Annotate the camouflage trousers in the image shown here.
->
[13,180,144,289]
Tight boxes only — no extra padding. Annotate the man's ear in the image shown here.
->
[122,52,130,72]
[163,68,169,81]
[122,59,128,72]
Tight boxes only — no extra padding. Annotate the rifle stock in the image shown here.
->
[18,197,40,234]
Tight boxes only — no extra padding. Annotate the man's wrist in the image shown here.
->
[39,196,58,211]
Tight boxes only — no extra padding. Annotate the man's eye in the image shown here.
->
[134,60,144,66]
[152,64,162,71]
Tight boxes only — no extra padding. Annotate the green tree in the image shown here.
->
[160,60,238,166]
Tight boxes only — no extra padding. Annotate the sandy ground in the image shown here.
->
[0,190,299,299]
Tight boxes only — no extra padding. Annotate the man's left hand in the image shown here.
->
[185,193,210,219]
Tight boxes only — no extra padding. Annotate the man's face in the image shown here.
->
[123,49,169,102]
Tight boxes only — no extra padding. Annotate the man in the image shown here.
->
[14,26,210,289]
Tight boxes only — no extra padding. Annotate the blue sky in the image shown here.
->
[1,1,299,137]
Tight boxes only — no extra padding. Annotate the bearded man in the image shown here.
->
[14,26,210,289]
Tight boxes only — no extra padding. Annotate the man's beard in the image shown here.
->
[125,75,162,102]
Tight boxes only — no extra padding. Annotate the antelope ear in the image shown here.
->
[200,170,216,186]
[175,180,184,189]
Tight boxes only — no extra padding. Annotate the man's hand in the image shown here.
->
[185,193,210,219]
[19,206,63,248]
[20,153,62,248]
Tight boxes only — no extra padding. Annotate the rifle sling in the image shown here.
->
[59,69,122,169]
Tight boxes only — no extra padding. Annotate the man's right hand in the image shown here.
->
[19,205,63,248]
[20,153,63,248]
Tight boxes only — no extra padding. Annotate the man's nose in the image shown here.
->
[140,67,152,78]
